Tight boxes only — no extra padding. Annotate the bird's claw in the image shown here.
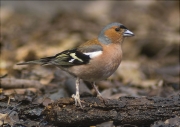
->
[72,93,82,108]
[97,94,108,104]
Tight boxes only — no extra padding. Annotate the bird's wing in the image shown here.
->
[49,49,91,66]
[17,49,91,67]
[17,39,103,67]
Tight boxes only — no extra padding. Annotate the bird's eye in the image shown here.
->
[115,27,120,32]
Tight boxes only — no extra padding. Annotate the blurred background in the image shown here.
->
[1,1,179,100]
[0,1,179,126]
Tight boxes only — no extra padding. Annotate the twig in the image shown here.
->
[1,78,43,89]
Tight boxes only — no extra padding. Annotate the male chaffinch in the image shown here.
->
[17,22,134,108]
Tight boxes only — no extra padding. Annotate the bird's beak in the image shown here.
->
[123,29,134,37]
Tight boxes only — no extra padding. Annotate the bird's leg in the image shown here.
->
[92,82,104,101]
[92,82,107,104]
[92,82,102,97]
[72,78,82,108]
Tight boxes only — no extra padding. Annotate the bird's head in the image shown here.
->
[98,22,134,45]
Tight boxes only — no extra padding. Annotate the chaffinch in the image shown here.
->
[17,22,134,108]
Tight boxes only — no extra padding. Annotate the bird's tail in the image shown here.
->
[17,56,54,66]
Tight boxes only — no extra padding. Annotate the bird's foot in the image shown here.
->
[72,93,82,108]
[97,94,108,104]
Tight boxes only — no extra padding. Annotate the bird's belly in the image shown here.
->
[67,56,121,82]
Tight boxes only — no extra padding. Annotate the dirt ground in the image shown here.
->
[0,1,179,127]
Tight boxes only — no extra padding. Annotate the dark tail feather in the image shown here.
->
[17,56,54,65]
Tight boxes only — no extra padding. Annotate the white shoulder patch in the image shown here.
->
[84,51,102,58]
[69,59,75,63]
